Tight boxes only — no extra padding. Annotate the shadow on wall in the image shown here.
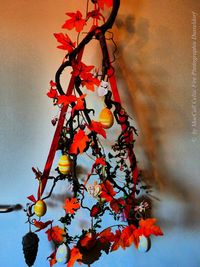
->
[112,12,200,228]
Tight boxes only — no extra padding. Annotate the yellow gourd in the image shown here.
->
[58,154,72,175]
[99,107,114,129]
[34,199,47,217]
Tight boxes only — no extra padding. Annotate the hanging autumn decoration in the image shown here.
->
[23,1,163,267]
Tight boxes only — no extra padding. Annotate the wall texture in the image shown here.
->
[0,1,199,267]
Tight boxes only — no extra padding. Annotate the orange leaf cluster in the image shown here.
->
[46,226,65,244]
[64,198,80,214]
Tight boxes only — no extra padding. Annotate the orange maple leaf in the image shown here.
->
[136,218,163,238]
[56,95,77,106]
[81,72,100,91]
[67,246,82,267]
[99,227,115,244]
[110,229,122,251]
[88,120,106,138]
[33,219,52,232]
[45,226,65,244]
[69,129,90,154]
[71,94,86,116]
[79,233,97,250]
[97,0,113,10]
[99,180,116,202]
[110,198,125,213]
[54,33,76,52]
[64,198,80,214]
[48,251,57,267]
[71,61,94,77]
[62,11,86,32]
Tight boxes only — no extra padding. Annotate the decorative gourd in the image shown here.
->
[34,199,47,217]
[99,107,114,129]
[58,154,72,175]
[56,243,70,264]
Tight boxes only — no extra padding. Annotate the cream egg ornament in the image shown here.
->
[99,107,114,129]
[137,235,151,253]
[58,154,72,175]
[56,243,70,264]
[34,199,47,217]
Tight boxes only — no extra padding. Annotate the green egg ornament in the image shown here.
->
[34,199,47,217]
[56,243,70,264]
[58,155,72,175]
[137,235,151,253]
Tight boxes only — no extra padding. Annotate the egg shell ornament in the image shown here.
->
[56,243,70,264]
[137,235,151,253]
[34,200,47,217]
[58,155,72,175]
[99,107,114,129]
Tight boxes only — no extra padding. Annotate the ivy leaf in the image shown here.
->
[64,198,80,215]
[67,247,82,267]
[33,220,52,232]
[98,228,115,244]
[81,72,100,91]
[54,33,76,52]
[110,229,122,251]
[69,129,90,154]
[97,0,113,10]
[79,233,97,250]
[62,11,86,32]
[99,180,116,202]
[56,95,77,106]
[45,226,65,244]
[88,120,106,138]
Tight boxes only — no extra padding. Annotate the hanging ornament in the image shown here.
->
[34,199,47,217]
[23,1,163,267]
[99,107,114,129]
[137,235,151,253]
[56,243,70,264]
[58,154,72,175]
[22,232,39,267]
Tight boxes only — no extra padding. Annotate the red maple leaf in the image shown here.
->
[98,227,115,244]
[64,198,80,214]
[47,88,58,99]
[54,33,76,52]
[88,120,106,138]
[120,225,137,249]
[110,198,125,213]
[46,226,65,244]
[56,95,77,106]
[81,72,100,91]
[79,232,97,250]
[67,247,82,267]
[95,157,106,166]
[71,61,94,77]
[69,129,90,154]
[110,229,122,251]
[62,11,86,32]
[33,219,52,232]
[71,94,86,116]
[135,218,163,238]
[99,180,116,202]
[97,0,113,10]
[87,10,105,22]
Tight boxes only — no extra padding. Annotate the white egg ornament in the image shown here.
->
[58,155,72,175]
[56,243,70,264]
[34,199,47,217]
[137,235,151,253]
[99,107,114,129]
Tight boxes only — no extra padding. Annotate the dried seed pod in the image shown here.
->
[22,232,39,267]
